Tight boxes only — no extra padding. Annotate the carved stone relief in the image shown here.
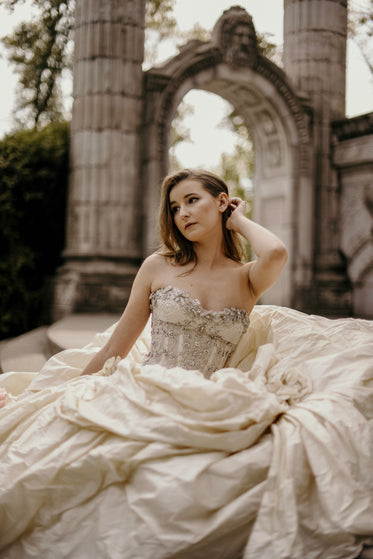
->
[341,178,373,284]
[266,140,283,168]
[221,19,258,67]
[257,109,278,136]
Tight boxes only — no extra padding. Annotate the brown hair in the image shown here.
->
[158,168,244,266]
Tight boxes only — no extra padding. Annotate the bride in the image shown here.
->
[0,168,372,559]
[81,168,288,378]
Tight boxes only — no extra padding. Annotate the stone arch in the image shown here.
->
[141,6,313,307]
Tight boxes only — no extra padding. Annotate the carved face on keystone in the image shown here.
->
[221,16,257,66]
[232,23,253,52]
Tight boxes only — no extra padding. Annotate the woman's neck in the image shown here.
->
[193,237,226,269]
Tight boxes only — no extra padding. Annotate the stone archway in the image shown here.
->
[141,6,313,307]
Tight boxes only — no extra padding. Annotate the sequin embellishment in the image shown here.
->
[142,286,250,378]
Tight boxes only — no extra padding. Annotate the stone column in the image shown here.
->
[284,0,351,315]
[54,0,146,318]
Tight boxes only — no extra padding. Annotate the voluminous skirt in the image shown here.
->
[0,305,372,559]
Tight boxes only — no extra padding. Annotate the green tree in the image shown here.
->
[0,121,69,337]
[1,0,74,128]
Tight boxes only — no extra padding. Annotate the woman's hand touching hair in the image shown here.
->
[225,197,247,231]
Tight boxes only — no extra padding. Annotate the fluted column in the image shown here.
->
[54,0,146,317]
[66,0,145,258]
[284,0,347,120]
[284,0,350,314]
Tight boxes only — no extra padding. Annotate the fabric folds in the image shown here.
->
[0,305,372,558]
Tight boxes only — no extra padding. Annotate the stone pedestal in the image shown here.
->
[54,0,146,317]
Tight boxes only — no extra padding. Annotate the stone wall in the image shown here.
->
[333,113,373,318]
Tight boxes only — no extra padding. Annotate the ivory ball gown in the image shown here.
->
[0,285,372,559]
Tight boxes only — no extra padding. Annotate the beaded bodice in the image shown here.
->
[142,286,250,378]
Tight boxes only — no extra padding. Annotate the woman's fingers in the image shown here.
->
[225,198,247,230]
[229,198,246,211]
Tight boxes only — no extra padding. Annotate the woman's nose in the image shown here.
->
[179,205,190,219]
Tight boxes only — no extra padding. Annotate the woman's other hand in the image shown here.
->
[225,197,247,231]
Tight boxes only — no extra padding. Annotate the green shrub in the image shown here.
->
[0,121,69,339]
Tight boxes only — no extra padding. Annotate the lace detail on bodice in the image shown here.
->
[142,286,250,378]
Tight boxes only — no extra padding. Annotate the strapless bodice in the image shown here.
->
[142,286,250,378]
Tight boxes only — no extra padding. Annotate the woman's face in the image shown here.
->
[169,179,228,241]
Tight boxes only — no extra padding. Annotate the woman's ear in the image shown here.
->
[218,193,229,213]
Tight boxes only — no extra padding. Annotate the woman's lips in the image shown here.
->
[185,222,196,230]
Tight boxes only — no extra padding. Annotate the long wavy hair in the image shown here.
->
[158,169,245,266]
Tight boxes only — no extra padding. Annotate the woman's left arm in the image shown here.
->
[226,198,288,299]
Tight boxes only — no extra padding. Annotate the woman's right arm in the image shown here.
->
[80,254,159,375]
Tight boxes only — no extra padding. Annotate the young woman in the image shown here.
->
[0,169,372,559]
[81,168,288,377]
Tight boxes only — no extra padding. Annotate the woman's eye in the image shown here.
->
[188,197,198,204]
[171,206,179,214]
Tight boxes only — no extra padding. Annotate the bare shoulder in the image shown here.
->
[141,252,168,273]
[138,252,172,290]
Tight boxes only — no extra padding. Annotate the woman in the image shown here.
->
[81,168,288,377]
[0,169,372,559]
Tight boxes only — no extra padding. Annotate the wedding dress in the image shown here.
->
[0,286,372,559]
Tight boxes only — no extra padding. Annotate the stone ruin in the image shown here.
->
[53,0,373,319]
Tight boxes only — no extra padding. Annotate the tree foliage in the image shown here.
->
[1,0,74,127]
[0,121,69,338]
[349,0,373,74]
[145,0,177,38]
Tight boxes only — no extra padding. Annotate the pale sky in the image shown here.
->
[0,0,372,168]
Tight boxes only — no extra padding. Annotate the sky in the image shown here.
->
[0,0,372,169]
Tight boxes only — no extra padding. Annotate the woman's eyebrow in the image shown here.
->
[170,193,198,206]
